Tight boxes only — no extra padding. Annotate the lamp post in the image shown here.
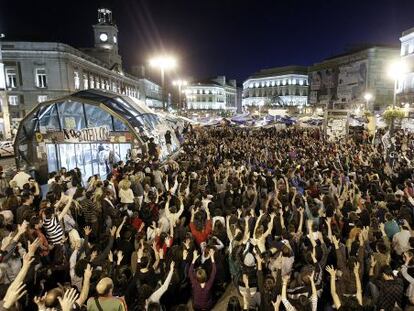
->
[149,55,177,110]
[387,60,408,163]
[172,79,187,110]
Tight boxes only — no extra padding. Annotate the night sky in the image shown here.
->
[1,0,414,83]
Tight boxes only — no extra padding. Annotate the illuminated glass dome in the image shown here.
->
[15,89,179,183]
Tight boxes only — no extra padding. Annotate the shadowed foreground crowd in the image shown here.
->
[0,126,413,311]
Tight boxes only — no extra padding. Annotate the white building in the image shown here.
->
[185,76,237,110]
[0,7,162,138]
[243,66,308,108]
[398,28,414,107]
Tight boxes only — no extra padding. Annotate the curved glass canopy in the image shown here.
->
[15,89,179,183]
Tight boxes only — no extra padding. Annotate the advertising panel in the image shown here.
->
[337,60,367,103]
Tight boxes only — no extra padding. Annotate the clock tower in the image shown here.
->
[91,7,122,70]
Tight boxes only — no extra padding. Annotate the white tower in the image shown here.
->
[91,8,122,70]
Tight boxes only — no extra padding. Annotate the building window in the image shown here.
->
[35,68,47,88]
[5,68,17,88]
[38,95,48,103]
[74,71,80,90]
[96,78,100,89]
[90,76,95,88]
[8,95,19,106]
[83,74,88,89]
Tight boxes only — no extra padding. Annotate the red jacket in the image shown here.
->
[189,220,212,245]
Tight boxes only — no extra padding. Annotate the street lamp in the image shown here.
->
[172,79,188,110]
[149,55,177,110]
[363,92,373,111]
[387,60,408,164]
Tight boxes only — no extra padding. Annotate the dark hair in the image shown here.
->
[227,296,241,311]
[21,193,32,204]
[29,216,41,228]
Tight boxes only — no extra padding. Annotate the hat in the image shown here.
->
[96,277,113,295]
[243,252,255,267]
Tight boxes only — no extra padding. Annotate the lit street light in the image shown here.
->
[149,55,177,110]
[363,92,373,111]
[387,60,408,164]
[172,79,188,110]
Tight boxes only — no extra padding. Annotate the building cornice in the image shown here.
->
[1,48,142,85]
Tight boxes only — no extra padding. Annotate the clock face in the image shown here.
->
[113,36,117,44]
[99,33,108,42]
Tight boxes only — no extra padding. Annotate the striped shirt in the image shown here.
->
[43,216,64,245]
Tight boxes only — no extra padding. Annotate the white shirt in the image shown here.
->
[393,229,411,255]
[11,171,31,189]
[119,188,134,204]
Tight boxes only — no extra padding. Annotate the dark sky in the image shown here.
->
[0,0,413,82]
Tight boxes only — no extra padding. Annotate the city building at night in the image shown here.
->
[15,89,178,184]
[184,76,237,111]
[242,66,308,108]
[308,45,399,111]
[398,27,414,107]
[0,7,162,139]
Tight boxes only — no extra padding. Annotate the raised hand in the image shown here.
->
[108,250,113,263]
[3,281,27,309]
[58,288,79,311]
[84,226,92,236]
[116,250,124,265]
[84,263,93,279]
[22,253,34,267]
[34,293,47,310]
[325,265,336,277]
[109,226,117,236]
[192,250,199,263]
[332,236,340,249]
[28,238,40,256]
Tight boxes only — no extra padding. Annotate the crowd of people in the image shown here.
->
[0,124,413,311]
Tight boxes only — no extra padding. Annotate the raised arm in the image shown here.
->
[326,265,341,309]
[76,264,92,306]
[148,261,175,303]
[263,214,276,238]
[57,197,73,222]
[309,271,318,311]
[353,262,363,306]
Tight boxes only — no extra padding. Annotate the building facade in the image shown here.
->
[308,46,399,111]
[184,76,237,110]
[242,66,308,108]
[0,7,162,139]
[398,27,414,106]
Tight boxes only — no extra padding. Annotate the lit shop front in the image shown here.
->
[14,89,179,184]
